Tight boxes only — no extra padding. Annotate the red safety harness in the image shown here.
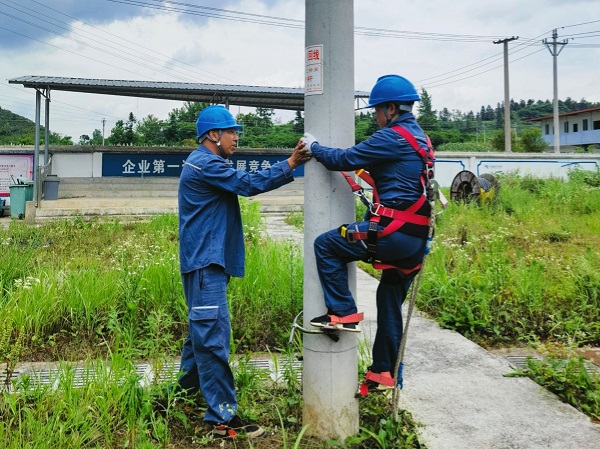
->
[340,125,435,276]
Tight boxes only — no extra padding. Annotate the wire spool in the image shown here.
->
[450,170,499,204]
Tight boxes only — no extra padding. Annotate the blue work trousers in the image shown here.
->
[178,265,236,424]
[314,220,425,373]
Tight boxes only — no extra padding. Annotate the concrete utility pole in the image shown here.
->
[543,29,568,154]
[493,36,518,152]
[303,0,358,441]
[102,118,106,146]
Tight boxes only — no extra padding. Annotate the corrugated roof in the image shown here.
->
[8,76,370,111]
[524,107,600,122]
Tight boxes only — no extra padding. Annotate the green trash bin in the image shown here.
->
[9,182,34,219]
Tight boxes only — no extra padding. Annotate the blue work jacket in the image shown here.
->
[178,145,294,276]
[310,113,426,209]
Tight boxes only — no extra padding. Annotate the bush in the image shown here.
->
[436,142,496,152]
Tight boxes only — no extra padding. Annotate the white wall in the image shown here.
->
[52,153,94,177]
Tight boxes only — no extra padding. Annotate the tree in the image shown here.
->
[108,120,126,145]
[519,127,547,153]
[78,134,91,145]
[490,128,517,152]
[90,129,103,145]
[164,102,207,145]
[124,112,137,145]
[292,111,304,134]
[137,114,165,146]
[439,107,452,122]
[416,88,438,131]
[256,107,275,128]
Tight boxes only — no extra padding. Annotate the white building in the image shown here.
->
[525,107,600,150]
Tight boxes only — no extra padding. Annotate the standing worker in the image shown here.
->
[302,75,433,392]
[178,105,310,439]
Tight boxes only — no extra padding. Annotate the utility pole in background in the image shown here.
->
[493,36,518,153]
[543,29,568,154]
[102,118,106,146]
[303,0,358,441]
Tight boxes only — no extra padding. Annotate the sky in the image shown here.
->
[0,0,599,142]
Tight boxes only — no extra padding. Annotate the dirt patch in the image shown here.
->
[580,348,600,368]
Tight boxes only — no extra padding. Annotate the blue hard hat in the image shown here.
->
[364,74,420,108]
[196,105,243,137]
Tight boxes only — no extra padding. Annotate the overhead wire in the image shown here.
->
[24,0,239,84]
[0,6,201,83]
[414,30,550,86]
[2,0,597,136]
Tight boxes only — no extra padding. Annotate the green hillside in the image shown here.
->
[0,106,72,145]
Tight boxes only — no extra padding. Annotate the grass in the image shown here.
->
[1,199,423,448]
[419,169,600,348]
[508,355,600,422]
[284,169,600,423]
[3,169,600,445]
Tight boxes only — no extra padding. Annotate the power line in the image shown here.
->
[24,0,239,84]
[423,48,546,90]
[106,0,512,42]
[0,7,200,83]
[1,82,123,120]
[560,19,600,29]
[0,25,169,82]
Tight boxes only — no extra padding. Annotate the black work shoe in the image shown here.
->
[309,314,361,332]
[212,415,266,439]
[309,314,331,327]
[366,380,394,392]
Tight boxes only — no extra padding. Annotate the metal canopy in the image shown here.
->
[9,75,370,110]
[8,75,370,206]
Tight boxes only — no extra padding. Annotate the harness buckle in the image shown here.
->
[346,229,357,243]
[370,203,383,216]
[353,189,371,207]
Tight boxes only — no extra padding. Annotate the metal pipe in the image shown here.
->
[44,90,50,166]
[33,90,41,204]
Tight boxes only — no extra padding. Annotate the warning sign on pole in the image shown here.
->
[305,45,323,96]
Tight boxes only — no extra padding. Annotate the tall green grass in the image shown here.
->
[419,169,600,347]
[0,200,302,362]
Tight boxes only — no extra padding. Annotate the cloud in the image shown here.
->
[1,0,598,141]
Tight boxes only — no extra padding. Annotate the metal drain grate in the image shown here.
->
[505,354,543,370]
[505,354,598,375]
[5,358,303,391]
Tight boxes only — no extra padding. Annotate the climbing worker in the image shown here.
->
[302,74,433,392]
[178,105,310,439]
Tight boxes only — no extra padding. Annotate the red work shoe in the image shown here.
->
[309,312,364,332]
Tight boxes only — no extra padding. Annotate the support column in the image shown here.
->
[44,90,50,166]
[302,0,358,441]
[33,90,41,204]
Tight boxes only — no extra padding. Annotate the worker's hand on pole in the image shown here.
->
[301,132,319,152]
[287,139,312,170]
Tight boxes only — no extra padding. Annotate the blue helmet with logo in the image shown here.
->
[364,74,420,108]
[196,105,243,138]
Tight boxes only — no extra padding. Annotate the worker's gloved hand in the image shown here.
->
[301,133,318,152]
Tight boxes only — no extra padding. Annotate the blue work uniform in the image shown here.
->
[310,112,428,374]
[178,145,294,423]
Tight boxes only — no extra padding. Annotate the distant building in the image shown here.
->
[525,107,600,149]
